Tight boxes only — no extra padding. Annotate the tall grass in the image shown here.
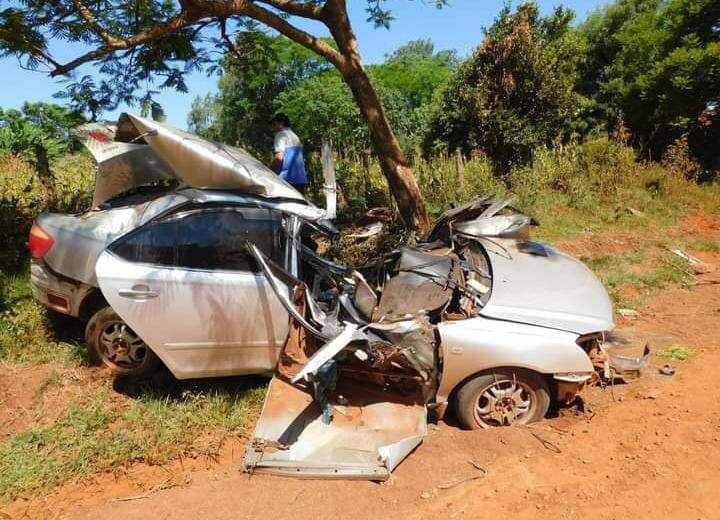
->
[0,152,93,272]
[304,137,719,241]
[0,381,266,501]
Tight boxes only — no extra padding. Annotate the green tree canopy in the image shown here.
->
[193,36,455,156]
[581,0,720,167]
[0,102,85,159]
[188,31,330,154]
[424,3,587,172]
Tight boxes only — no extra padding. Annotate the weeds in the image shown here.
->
[686,240,720,252]
[580,246,695,308]
[0,272,87,365]
[0,379,266,501]
[656,346,693,361]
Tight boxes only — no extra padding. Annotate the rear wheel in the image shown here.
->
[85,307,160,377]
[455,368,550,429]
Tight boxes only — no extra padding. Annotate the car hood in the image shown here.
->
[75,113,305,206]
[479,238,614,334]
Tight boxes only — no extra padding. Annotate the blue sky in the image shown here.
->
[0,0,609,128]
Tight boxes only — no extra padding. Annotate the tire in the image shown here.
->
[455,368,550,429]
[85,307,160,377]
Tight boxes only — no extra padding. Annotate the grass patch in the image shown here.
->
[581,250,646,271]
[656,346,693,361]
[0,271,87,365]
[580,247,694,308]
[0,378,266,501]
[686,240,720,252]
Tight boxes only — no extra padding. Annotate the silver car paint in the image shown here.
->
[244,377,426,480]
[435,316,594,403]
[73,122,175,207]
[30,259,94,317]
[479,237,614,334]
[39,193,192,286]
[123,113,304,202]
[38,189,325,289]
[95,250,290,379]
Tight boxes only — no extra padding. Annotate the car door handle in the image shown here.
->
[118,285,158,300]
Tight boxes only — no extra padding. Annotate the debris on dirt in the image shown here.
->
[604,343,652,381]
[526,429,562,453]
[618,308,640,319]
[626,207,646,218]
[422,461,486,497]
[637,388,662,399]
[659,364,676,376]
[111,476,191,503]
[667,248,714,275]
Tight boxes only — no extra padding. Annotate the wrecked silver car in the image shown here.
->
[29,114,614,480]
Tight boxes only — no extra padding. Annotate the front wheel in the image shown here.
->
[455,368,550,429]
[85,307,160,377]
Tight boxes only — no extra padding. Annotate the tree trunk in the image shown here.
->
[322,1,429,232]
[337,61,429,231]
[34,143,54,207]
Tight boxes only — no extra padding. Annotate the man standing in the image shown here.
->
[270,113,308,194]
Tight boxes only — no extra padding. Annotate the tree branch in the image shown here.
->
[50,0,344,77]
[255,0,323,20]
[243,2,344,67]
[50,10,203,76]
[71,0,121,44]
[219,18,249,63]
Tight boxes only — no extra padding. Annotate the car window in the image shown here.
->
[110,207,282,271]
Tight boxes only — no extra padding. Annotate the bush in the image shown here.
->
[0,154,45,270]
[0,152,93,272]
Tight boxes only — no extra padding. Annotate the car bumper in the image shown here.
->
[30,259,93,318]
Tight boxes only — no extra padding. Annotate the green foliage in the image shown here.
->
[375,40,457,105]
[281,42,454,153]
[579,0,720,171]
[189,31,330,155]
[0,152,94,272]
[0,102,85,160]
[0,271,87,365]
[656,345,693,360]
[204,36,456,156]
[0,382,265,500]
[276,71,363,152]
[425,3,588,172]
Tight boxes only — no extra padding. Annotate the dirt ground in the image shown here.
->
[2,218,720,520]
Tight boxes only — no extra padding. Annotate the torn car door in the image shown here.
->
[244,247,428,480]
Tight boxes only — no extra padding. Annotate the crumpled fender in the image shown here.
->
[436,316,593,403]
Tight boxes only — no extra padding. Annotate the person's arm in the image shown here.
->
[270,151,284,173]
[271,132,286,174]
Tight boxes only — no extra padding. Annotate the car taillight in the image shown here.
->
[29,222,54,259]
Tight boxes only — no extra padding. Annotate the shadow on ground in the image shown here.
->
[111,367,269,401]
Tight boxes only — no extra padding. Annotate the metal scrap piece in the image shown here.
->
[374,248,455,319]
